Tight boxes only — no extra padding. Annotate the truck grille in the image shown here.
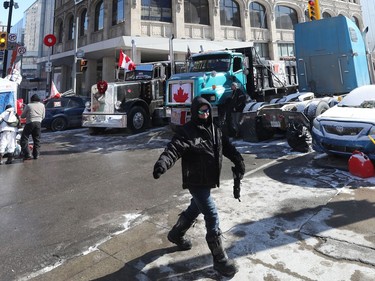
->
[323,124,362,136]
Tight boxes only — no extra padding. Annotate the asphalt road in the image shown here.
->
[0,126,372,281]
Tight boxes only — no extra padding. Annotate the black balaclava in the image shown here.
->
[190,96,213,127]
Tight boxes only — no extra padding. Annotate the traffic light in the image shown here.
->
[307,0,321,21]
[80,59,88,72]
[0,32,8,51]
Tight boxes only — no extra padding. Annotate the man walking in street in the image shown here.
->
[153,96,245,277]
[20,94,45,160]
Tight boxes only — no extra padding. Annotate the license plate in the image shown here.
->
[270,121,281,127]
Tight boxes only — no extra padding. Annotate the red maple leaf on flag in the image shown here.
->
[173,87,189,103]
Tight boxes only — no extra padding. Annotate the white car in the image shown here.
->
[312,85,375,159]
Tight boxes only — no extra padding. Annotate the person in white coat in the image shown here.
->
[0,105,20,164]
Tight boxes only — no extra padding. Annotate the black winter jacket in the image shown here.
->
[156,97,244,189]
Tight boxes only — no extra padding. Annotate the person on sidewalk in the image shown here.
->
[0,105,20,164]
[20,94,45,160]
[152,96,245,277]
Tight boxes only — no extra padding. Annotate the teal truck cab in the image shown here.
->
[165,50,248,125]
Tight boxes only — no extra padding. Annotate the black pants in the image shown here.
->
[21,122,41,158]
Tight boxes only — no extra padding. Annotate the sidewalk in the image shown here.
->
[27,155,375,281]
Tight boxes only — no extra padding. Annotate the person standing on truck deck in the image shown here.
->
[20,94,45,160]
[152,96,245,277]
[0,105,20,164]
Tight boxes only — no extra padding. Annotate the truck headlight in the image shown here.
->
[313,118,321,131]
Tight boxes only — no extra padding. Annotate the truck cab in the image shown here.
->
[165,50,248,125]
[82,62,180,134]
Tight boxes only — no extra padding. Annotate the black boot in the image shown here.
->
[0,153,2,165]
[206,233,238,277]
[5,154,14,164]
[167,213,194,250]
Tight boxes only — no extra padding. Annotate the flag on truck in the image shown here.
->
[118,50,135,71]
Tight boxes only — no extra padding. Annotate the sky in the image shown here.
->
[0,0,35,26]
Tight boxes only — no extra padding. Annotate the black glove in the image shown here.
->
[232,166,242,202]
[235,160,245,176]
[153,161,167,179]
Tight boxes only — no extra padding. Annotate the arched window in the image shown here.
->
[220,0,240,27]
[322,12,331,19]
[112,0,125,25]
[68,15,75,40]
[141,0,172,22]
[95,0,104,31]
[79,9,88,37]
[275,5,297,30]
[250,2,267,28]
[184,0,209,25]
[57,21,63,43]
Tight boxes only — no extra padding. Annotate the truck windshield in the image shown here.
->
[189,55,231,72]
[125,70,153,80]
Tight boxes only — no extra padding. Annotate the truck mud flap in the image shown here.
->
[240,113,274,142]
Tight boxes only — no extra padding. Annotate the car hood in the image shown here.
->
[317,106,375,123]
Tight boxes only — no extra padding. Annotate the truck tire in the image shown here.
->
[306,100,329,122]
[51,117,68,131]
[128,106,148,133]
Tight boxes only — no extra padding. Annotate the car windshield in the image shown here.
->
[338,85,375,108]
[189,55,231,72]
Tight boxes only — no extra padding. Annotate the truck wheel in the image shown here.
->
[306,100,329,122]
[128,106,148,133]
[51,117,67,131]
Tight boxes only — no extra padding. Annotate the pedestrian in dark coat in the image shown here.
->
[20,94,45,160]
[153,96,245,277]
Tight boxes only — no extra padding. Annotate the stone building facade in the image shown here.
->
[51,0,363,95]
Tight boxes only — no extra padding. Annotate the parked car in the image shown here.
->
[42,96,89,131]
[312,85,375,159]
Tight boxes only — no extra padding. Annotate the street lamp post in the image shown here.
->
[2,0,18,78]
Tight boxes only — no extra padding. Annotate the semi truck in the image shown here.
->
[165,49,297,126]
[82,61,185,134]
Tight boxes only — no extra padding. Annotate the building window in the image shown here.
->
[79,9,88,37]
[95,0,104,31]
[275,5,298,30]
[254,43,269,59]
[278,43,295,58]
[57,21,63,43]
[141,0,172,22]
[68,16,75,40]
[184,0,209,25]
[322,12,331,19]
[220,0,240,27]
[112,0,125,25]
[250,2,267,28]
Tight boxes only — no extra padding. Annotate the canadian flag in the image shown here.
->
[118,50,135,71]
[50,81,61,99]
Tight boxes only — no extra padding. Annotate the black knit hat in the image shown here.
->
[31,94,40,102]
